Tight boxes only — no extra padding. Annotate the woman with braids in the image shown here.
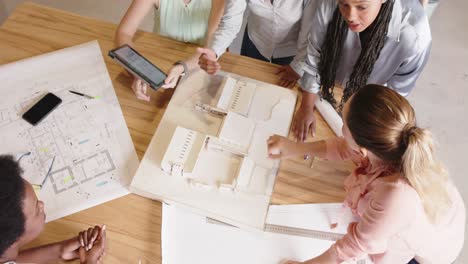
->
[294,0,431,141]
[268,85,465,264]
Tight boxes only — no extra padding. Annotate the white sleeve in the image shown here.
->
[208,0,247,57]
[298,0,334,94]
[387,41,431,96]
[290,0,318,77]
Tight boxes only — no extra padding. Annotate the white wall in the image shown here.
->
[408,0,468,262]
[0,1,8,24]
[0,0,154,31]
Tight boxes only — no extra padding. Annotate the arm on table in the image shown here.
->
[294,0,332,141]
[17,226,106,264]
[267,135,355,162]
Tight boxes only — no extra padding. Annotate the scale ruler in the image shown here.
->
[265,223,344,241]
[206,217,367,264]
[206,217,343,241]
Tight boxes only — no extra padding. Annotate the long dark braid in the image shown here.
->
[318,0,396,112]
[317,7,348,107]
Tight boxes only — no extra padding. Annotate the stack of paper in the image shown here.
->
[162,203,369,264]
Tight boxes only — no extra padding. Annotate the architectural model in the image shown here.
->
[131,73,297,230]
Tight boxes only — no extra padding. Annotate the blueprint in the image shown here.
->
[0,41,139,221]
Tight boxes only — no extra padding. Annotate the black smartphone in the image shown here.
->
[22,93,62,126]
[109,44,167,90]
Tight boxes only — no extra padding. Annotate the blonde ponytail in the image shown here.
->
[402,127,452,224]
[346,84,453,224]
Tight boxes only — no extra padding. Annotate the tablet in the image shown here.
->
[109,44,167,90]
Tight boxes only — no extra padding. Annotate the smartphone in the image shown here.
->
[109,45,167,90]
[22,93,62,126]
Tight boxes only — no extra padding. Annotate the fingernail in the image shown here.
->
[102,225,106,230]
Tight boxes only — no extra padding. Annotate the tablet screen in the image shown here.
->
[113,46,166,88]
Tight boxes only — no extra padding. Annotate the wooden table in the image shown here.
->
[0,3,353,263]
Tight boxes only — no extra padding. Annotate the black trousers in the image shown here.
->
[240,25,295,65]
[408,259,419,264]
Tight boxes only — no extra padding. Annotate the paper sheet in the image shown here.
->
[266,203,358,235]
[0,41,139,221]
[162,203,368,264]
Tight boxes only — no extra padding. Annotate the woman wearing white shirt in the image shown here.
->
[240,0,315,87]
[199,0,316,88]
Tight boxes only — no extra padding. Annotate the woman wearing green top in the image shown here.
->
[115,0,224,101]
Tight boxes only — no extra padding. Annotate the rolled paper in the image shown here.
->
[315,99,343,137]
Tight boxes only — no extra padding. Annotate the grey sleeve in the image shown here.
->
[298,0,331,94]
[387,41,432,97]
[208,0,247,57]
[290,0,318,77]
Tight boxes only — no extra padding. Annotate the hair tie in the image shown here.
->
[402,124,418,147]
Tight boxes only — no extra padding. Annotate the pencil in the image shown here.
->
[69,90,94,99]
[39,156,56,187]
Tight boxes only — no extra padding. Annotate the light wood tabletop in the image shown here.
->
[0,2,353,263]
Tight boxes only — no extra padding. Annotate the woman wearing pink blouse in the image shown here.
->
[267,84,465,264]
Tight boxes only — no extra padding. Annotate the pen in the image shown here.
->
[40,156,56,186]
[69,90,95,99]
[16,151,31,162]
[33,156,56,190]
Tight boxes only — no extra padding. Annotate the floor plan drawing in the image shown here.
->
[49,150,115,195]
[0,41,139,221]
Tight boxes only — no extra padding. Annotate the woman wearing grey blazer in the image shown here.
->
[293,0,431,141]
[200,0,431,142]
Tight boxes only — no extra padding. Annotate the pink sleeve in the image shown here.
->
[323,182,419,262]
[324,137,358,161]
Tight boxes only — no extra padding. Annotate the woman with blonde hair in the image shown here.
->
[267,84,465,264]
